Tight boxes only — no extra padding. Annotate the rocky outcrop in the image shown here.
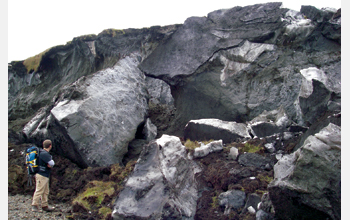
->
[9,26,180,167]
[112,135,198,219]
[8,2,341,220]
[8,25,178,124]
[9,3,340,166]
[268,123,341,219]
[139,3,340,134]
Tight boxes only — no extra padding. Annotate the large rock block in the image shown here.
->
[24,54,149,167]
[112,135,198,219]
[218,190,246,215]
[268,123,341,220]
[139,2,284,83]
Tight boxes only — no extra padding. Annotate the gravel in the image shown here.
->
[8,194,72,220]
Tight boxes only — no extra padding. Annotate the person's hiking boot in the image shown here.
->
[32,205,42,213]
[42,206,55,212]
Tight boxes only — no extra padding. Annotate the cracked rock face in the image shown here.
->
[112,135,198,219]
[268,123,341,220]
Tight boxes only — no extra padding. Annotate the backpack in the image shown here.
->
[25,145,40,185]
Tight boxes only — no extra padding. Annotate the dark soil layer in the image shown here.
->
[193,143,274,220]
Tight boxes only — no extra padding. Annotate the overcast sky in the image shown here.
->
[7,0,341,63]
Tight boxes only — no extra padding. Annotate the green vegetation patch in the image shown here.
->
[71,160,136,216]
[23,48,50,73]
[98,207,112,219]
[109,160,136,183]
[211,194,219,209]
[76,34,97,41]
[239,142,264,154]
[257,174,273,184]
[72,181,116,211]
[184,139,201,151]
[184,139,216,151]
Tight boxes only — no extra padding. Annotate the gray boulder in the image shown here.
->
[242,193,261,214]
[268,123,341,220]
[218,190,246,215]
[184,118,250,143]
[299,79,338,125]
[24,54,149,167]
[112,135,198,219]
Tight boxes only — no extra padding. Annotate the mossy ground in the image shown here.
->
[70,161,136,219]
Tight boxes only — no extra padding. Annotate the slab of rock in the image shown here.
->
[184,118,250,143]
[112,135,198,219]
[193,140,223,158]
[268,123,341,220]
[247,107,292,138]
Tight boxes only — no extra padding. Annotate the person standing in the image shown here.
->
[31,139,56,212]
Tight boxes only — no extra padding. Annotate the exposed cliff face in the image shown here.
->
[8,25,178,122]
[139,3,340,134]
[9,25,178,167]
[8,2,340,219]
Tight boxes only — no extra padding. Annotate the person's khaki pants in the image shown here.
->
[32,174,50,207]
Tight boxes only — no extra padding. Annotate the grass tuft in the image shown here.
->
[239,142,264,154]
[211,195,219,209]
[72,181,116,211]
[23,48,50,73]
[184,139,201,151]
[98,207,112,219]
[100,29,125,37]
